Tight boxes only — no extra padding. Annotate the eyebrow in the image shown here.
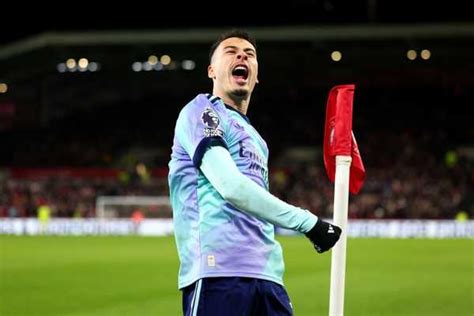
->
[223,45,257,54]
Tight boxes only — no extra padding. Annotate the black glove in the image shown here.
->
[305,219,342,253]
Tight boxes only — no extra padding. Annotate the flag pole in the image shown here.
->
[329,155,352,316]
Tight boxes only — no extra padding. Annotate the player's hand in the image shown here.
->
[305,219,342,253]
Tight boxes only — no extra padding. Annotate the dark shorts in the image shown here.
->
[182,277,293,316]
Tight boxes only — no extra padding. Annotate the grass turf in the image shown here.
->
[0,236,472,315]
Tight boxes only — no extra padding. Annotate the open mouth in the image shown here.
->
[232,65,249,81]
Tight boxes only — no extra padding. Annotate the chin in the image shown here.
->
[231,88,249,98]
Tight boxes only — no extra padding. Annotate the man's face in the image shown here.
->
[208,37,259,99]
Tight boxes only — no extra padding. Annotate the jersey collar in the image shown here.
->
[206,93,251,124]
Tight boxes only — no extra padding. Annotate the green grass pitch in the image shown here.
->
[0,236,472,315]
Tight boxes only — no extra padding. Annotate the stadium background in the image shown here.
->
[1,1,473,315]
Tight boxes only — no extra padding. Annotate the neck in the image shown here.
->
[213,89,250,115]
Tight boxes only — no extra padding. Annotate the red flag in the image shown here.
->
[323,84,365,194]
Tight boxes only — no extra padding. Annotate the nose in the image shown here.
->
[237,52,248,61]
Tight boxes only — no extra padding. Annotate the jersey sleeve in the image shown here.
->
[201,146,319,233]
[175,94,229,167]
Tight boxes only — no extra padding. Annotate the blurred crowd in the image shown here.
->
[271,130,473,219]
[0,170,169,218]
[1,128,472,220]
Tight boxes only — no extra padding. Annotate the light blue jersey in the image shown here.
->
[168,93,284,289]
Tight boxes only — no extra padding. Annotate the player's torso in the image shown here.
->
[197,101,282,285]
[168,94,284,288]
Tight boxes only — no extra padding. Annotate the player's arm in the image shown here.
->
[200,146,341,253]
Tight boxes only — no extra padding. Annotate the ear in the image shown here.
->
[208,65,215,79]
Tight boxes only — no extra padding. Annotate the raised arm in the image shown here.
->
[200,146,341,253]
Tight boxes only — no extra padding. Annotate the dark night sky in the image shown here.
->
[1,0,472,46]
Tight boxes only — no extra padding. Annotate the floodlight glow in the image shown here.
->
[421,49,431,60]
[407,50,417,60]
[0,83,8,94]
[66,58,76,69]
[182,60,196,70]
[331,51,342,62]
[160,55,171,65]
[148,55,158,65]
[132,62,142,72]
[78,58,89,69]
[88,62,99,72]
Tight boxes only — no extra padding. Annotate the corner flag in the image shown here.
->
[323,84,365,316]
[323,84,365,194]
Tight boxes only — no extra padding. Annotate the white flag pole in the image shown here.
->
[329,155,352,316]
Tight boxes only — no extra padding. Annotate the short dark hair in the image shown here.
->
[209,29,257,62]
